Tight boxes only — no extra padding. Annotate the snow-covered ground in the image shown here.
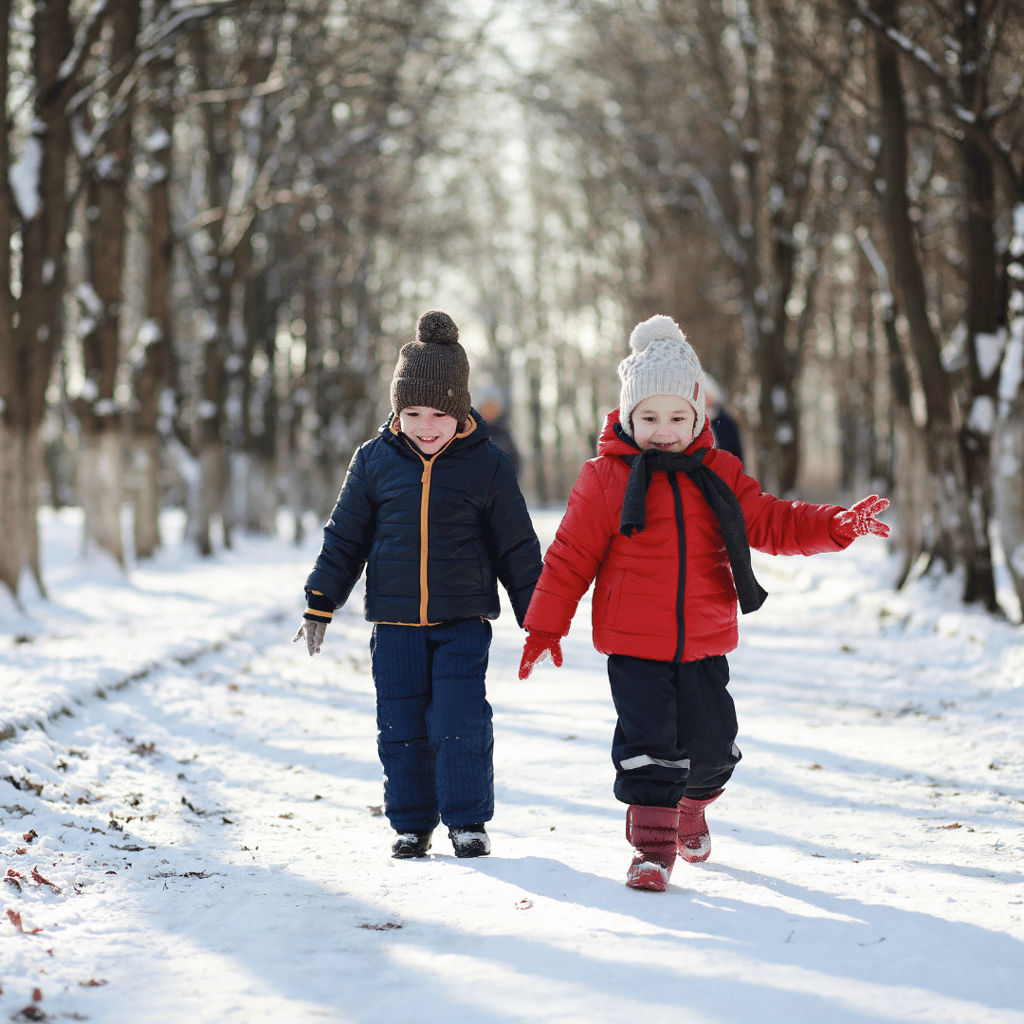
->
[1,506,1022,1024]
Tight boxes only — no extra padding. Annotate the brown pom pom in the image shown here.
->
[416,310,459,346]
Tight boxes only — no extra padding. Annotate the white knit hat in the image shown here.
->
[617,315,706,435]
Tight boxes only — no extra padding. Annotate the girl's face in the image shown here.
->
[399,406,458,455]
[631,394,698,453]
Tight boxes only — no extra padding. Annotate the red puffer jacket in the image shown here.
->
[524,411,851,663]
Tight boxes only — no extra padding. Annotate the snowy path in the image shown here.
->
[1,509,1022,1023]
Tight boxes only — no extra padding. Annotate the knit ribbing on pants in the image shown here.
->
[371,618,493,831]
[608,653,741,805]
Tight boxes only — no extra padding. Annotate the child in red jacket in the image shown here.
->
[518,315,889,891]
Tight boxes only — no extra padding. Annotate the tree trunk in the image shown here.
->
[190,27,234,555]
[132,434,162,561]
[242,263,280,533]
[79,431,125,564]
[891,407,930,589]
[955,9,999,610]
[993,403,1024,615]
[0,0,19,598]
[857,227,923,579]
[3,0,74,598]
[0,424,27,601]
[195,441,224,557]
[76,0,139,565]
[132,19,176,559]
[527,356,547,505]
[994,201,1024,615]
[0,426,46,594]
[872,0,984,601]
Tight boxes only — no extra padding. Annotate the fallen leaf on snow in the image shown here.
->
[13,1007,46,1022]
[31,868,62,894]
[7,909,43,934]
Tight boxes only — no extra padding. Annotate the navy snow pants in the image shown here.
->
[608,653,741,806]
[370,618,493,832]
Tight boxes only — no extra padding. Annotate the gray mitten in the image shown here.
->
[292,619,327,657]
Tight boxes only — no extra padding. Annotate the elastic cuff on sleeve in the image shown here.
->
[304,589,335,621]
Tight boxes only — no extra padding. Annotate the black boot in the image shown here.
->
[448,823,490,858]
[391,829,433,859]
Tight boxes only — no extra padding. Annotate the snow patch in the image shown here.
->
[9,127,43,221]
[965,395,995,434]
[75,283,103,317]
[143,127,171,153]
[1012,544,1024,577]
[999,334,1023,403]
[973,331,1005,380]
[136,319,162,347]
[1011,203,1024,257]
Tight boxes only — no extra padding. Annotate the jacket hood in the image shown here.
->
[597,408,715,457]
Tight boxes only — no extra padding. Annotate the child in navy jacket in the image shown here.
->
[295,311,542,859]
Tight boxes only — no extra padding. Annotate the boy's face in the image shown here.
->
[399,406,458,455]
[631,394,698,453]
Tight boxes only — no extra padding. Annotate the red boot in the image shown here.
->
[625,804,679,891]
[676,789,723,863]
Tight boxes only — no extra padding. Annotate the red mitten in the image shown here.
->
[519,631,563,680]
[832,494,891,540]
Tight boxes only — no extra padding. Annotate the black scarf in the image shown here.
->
[619,446,768,614]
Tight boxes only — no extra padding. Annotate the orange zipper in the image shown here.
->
[392,415,475,626]
[418,455,433,624]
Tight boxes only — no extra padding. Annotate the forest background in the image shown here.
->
[1,0,1024,621]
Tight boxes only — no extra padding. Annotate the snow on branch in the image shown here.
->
[846,2,949,93]
[679,164,748,267]
[57,0,112,89]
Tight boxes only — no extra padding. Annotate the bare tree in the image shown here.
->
[131,12,177,559]
[0,0,75,599]
[845,0,1024,609]
[529,0,854,494]
[75,0,143,566]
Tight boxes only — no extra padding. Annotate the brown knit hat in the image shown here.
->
[390,311,471,423]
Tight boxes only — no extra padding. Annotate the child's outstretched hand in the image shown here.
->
[519,630,563,679]
[292,619,327,657]
[832,495,891,540]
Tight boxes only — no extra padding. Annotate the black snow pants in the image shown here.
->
[608,653,741,806]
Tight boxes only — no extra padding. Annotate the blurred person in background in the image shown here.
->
[704,373,744,466]
[476,385,521,476]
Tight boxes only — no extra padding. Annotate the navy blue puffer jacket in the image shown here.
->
[304,411,542,626]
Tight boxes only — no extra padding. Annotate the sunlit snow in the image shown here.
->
[0,507,1021,1024]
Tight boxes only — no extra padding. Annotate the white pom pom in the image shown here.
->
[628,314,686,354]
